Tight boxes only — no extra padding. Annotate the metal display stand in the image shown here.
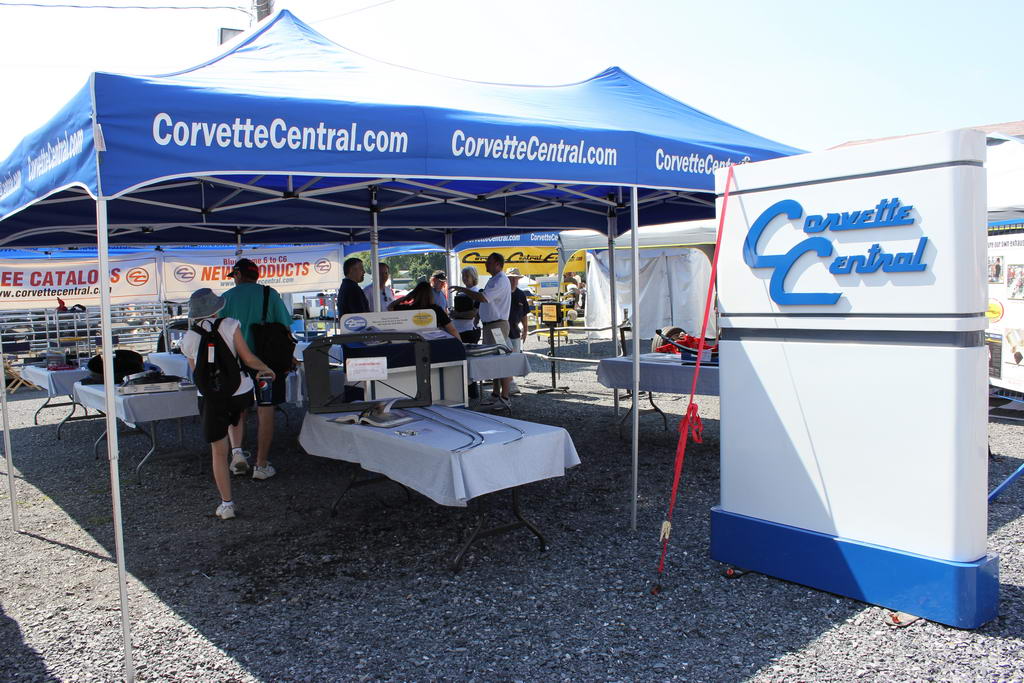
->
[536,302,568,394]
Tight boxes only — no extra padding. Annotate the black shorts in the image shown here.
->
[245,368,287,406]
[198,392,254,444]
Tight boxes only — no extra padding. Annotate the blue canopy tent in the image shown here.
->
[0,11,800,678]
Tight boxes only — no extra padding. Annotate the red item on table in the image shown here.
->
[654,334,717,355]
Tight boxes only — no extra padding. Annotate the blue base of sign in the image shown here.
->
[710,507,999,628]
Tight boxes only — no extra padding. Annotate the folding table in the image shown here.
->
[72,381,199,478]
[299,405,579,571]
[20,364,94,438]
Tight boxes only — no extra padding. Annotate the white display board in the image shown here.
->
[340,308,437,333]
[712,129,997,629]
[0,255,159,309]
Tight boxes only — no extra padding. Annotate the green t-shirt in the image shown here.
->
[219,282,292,349]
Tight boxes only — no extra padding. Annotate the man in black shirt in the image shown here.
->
[506,268,532,395]
[338,257,369,317]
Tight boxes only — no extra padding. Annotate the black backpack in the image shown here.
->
[191,318,241,399]
[250,285,296,374]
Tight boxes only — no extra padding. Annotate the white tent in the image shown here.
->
[585,247,715,343]
[988,134,1024,223]
[556,221,718,342]
[558,221,717,264]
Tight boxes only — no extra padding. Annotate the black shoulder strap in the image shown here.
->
[192,318,219,336]
[261,285,270,323]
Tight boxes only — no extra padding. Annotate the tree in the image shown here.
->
[349,251,446,285]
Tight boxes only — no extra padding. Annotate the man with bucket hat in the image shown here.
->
[180,288,275,520]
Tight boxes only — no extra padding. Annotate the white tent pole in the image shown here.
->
[444,229,453,283]
[369,187,381,313]
[630,186,641,532]
[607,210,619,418]
[96,199,136,683]
[1,330,19,533]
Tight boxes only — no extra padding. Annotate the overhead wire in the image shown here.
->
[308,0,395,26]
[0,2,251,12]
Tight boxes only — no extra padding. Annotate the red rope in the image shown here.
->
[654,164,734,584]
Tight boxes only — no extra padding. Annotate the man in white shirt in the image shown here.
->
[451,252,513,408]
[363,262,395,311]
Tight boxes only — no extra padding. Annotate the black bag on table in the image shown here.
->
[86,349,145,383]
[250,285,296,374]
[191,318,241,400]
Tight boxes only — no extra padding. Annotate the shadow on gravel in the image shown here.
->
[0,604,57,682]
[1,387,49,403]
[987,449,1024,535]
[3,376,879,682]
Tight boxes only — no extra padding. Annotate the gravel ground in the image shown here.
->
[0,334,1022,682]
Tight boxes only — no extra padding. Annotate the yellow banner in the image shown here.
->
[564,250,586,273]
[459,246,560,276]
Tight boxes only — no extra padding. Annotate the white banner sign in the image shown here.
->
[987,233,1024,392]
[0,257,159,310]
[162,246,341,301]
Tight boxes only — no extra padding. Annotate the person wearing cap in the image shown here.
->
[363,261,395,311]
[180,288,275,520]
[338,257,370,316]
[430,270,449,310]
[505,268,533,396]
[450,252,513,409]
[219,257,292,481]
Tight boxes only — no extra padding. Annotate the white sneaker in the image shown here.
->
[229,450,250,476]
[252,464,276,481]
[215,502,236,520]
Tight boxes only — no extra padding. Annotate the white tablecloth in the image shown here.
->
[147,352,191,380]
[149,352,335,407]
[596,353,720,395]
[73,382,199,426]
[21,365,92,397]
[299,405,580,507]
[466,352,531,382]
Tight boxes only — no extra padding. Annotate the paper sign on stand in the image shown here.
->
[345,357,388,381]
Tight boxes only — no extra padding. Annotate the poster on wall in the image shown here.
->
[986,233,1024,393]
[0,257,159,310]
[162,246,341,301]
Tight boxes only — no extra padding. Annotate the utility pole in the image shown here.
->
[254,0,274,21]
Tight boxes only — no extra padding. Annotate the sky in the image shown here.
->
[0,0,1021,159]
